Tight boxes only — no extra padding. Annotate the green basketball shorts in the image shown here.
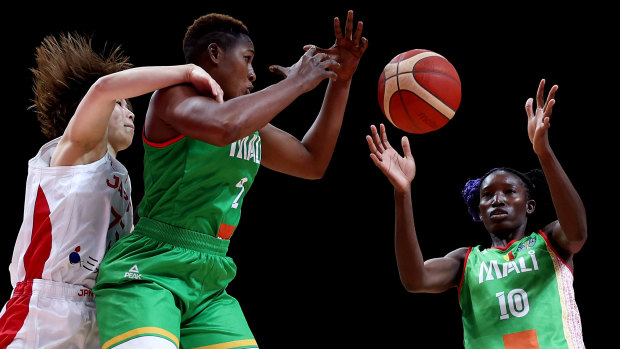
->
[93,218,257,349]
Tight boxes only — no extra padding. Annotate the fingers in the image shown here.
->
[379,123,392,149]
[525,97,534,118]
[344,10,354,40]
[401,136,412,159]
[372,124,385,153]
[304,45,317,57]
[352,21,364,46]
[268,65,287,78]
[544,99,556,119]
[213,85,224,103]
[366,135,380,158]
[359,37,369,53]
[536,79,546,109]
[545,84,558,110]
[333,17,343,40]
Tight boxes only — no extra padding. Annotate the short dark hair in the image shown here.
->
[30,32,131,139]
[182,13,249,64]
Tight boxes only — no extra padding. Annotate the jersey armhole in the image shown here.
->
[457,246,473,302]
[142,125,185,148]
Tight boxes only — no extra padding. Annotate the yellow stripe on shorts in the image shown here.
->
[101,326,180,349]
[194,339,258,349]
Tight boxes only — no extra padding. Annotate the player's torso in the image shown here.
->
[139,132,261,238]
[10,138,133,289]
[459,231,583,348]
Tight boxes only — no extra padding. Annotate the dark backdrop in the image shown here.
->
[4,2,613,348]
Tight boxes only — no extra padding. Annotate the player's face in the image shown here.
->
[478,171,534,235]
[217,35,255,100]
[107,99,135,153]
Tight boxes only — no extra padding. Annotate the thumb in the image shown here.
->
[269,65,288,78]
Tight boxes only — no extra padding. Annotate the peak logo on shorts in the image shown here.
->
[124,264,142,280]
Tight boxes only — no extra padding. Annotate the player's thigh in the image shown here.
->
[181,292,257,349]
[96,280,181,349]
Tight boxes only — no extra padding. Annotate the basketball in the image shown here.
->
[377,49,462,134]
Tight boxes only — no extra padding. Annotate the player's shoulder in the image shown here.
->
[445,246,469,261]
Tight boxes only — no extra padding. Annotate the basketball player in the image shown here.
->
[366,79,586,348]
[93,10,367,349]
[0,32,222,348]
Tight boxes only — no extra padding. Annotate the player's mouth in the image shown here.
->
[489,209,508,218]
[125,124,135,130]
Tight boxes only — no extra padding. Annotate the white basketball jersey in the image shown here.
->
[8,137,133,289]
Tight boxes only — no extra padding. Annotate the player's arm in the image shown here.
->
[259,10,368,179]
[393,170,466,293]
[526,79,587,258]
[367,124,464,293]
[147,47,338,146]
[53,64,222,166]
[258,78,351,179]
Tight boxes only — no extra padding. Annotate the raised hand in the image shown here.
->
[269,46,339,92]
[525,79,557,154]
[366,124,416,193]
[306,10,368,82]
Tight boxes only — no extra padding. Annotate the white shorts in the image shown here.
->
[0,279,99,349]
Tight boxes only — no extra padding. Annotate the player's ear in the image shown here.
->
[208,43,221,63]
[526,199,536,216]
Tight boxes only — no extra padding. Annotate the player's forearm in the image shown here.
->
[211,77,315,144]
[297,79,352,176]
[95,65,198,100]
[394,189,427,292]
[537,147,587,245]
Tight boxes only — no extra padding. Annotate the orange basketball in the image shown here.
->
[378,49,462,134]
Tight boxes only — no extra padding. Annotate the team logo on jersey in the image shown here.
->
[68,246,100,273]
[69,246,81,264]
[124,264,142,280]
[517,237,537,252]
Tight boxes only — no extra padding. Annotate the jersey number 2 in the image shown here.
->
[231,178,248,209]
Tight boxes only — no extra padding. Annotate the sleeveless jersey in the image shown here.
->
[138,132,261,239]
[459,231,584,348]
[8,137,133,290]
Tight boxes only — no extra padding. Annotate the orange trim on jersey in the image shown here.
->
[142,125,185,148]
[101,326,179,349]
[503,329,540,349]
[217,223,236,240]
[194,339,258,349]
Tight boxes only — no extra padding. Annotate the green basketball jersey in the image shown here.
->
[138,132,261,238]
[459,231,584,348]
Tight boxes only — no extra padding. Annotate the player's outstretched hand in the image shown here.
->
[525,78,557,155]
[366,124,416,193]
[269,45,339,92]
[304,10,368,82]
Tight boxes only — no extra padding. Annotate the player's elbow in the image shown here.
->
[566,230,588,254]
[305,166,327,180]
[87,75,117,100]
[402,281,426,293]
[206,122,243,146]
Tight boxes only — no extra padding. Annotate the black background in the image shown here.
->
[4,2,614,348]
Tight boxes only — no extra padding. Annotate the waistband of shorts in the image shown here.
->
[135,217,230,256]
[14,279,95,302]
